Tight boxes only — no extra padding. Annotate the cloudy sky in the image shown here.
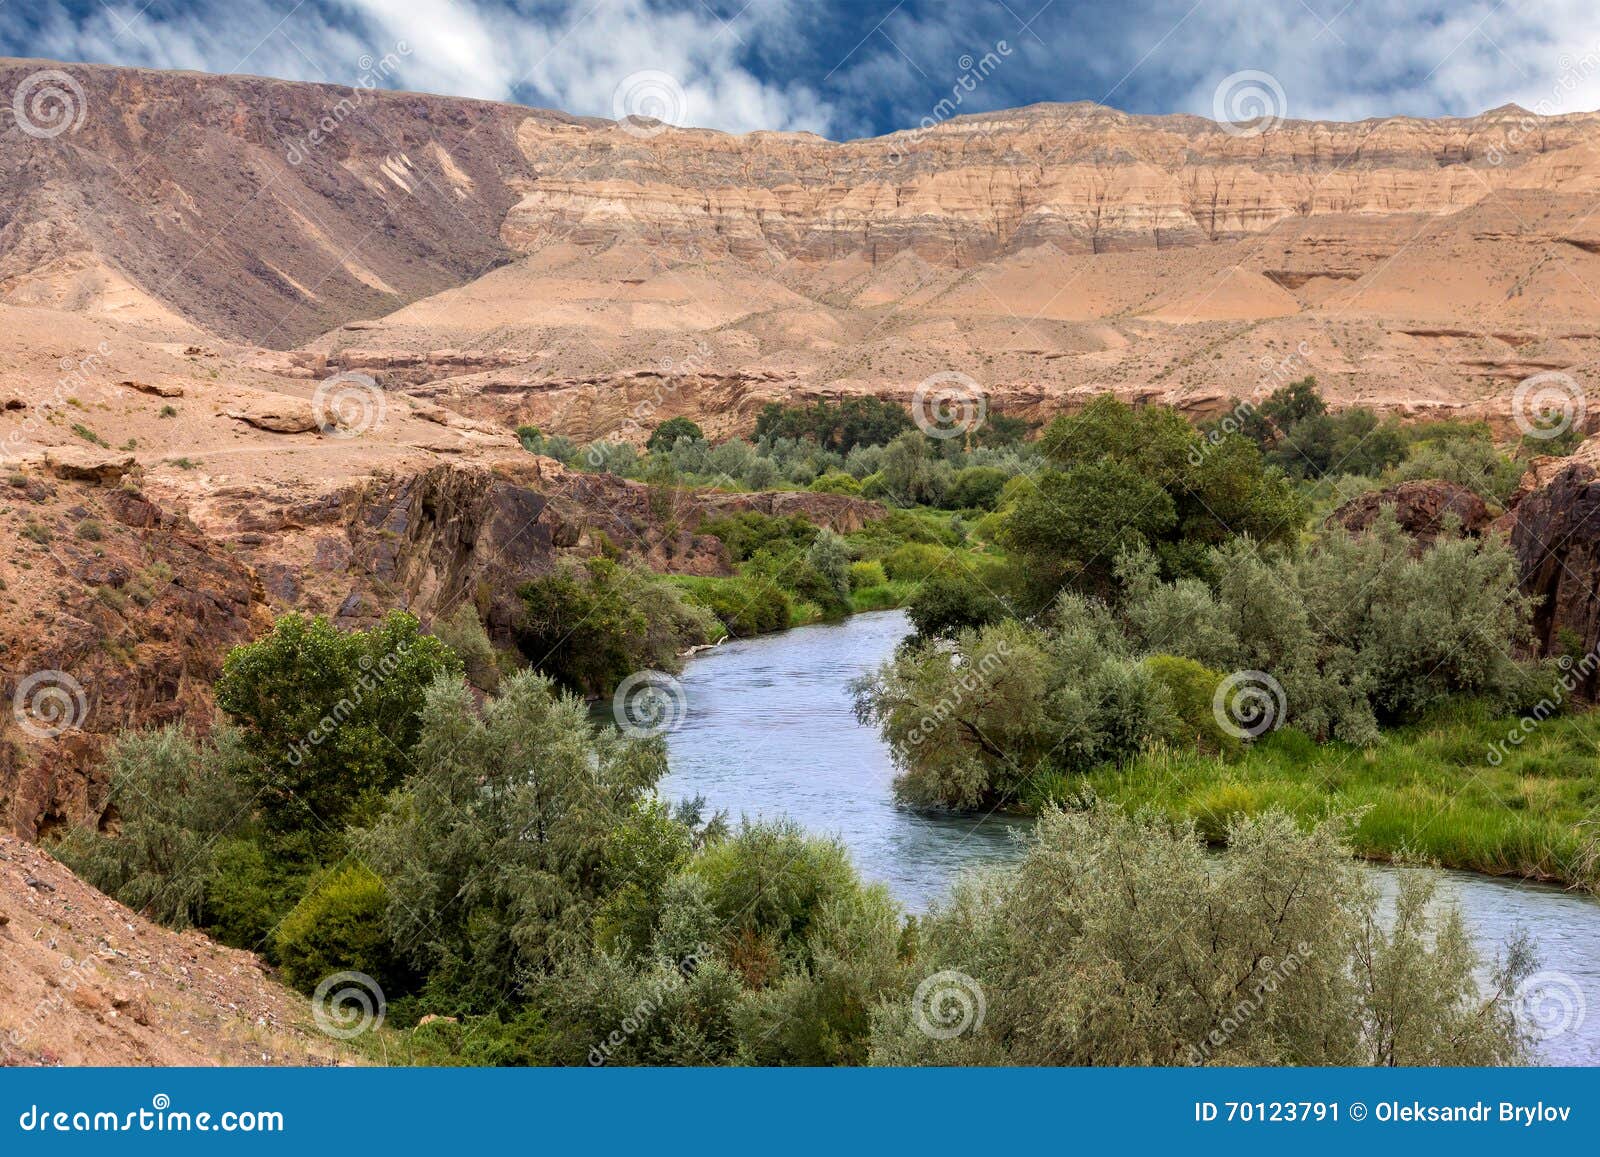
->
[4,0,1600,138]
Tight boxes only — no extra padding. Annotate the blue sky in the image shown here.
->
[4,1,1600,138]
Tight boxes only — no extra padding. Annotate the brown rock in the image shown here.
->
[224,399,320,434]
[37,448,139,486]
[1329,480,1492,546]
[1506,461,1600,678]
[119,380,184,398]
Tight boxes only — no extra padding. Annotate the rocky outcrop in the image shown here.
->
[223,398,321,434]
[1,476,266,838]
[1329,480,1492,547]
[35,447,139,485]
[1506,462,1600,673]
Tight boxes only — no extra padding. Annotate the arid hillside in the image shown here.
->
[0,833,356,1064]
[3,58,1600,441]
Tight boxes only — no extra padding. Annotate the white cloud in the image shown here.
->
[3,0,838,136]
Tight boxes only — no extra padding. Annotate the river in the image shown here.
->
[659,609,1600,1064]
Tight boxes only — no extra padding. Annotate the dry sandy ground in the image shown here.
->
[0,835,354,1066]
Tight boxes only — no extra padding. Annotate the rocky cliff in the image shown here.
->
[4,59,1600,441]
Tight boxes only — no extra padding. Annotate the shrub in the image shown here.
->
[855,605,1173,809]
[700,511,817,561]
[358,672,668,1009]
[74,519,104,541]
[515,425,544,453]
[809,471,862,495]
[754,397,915,453]
[904,570,1009,639]
[882,542,950,582]
[274,864,410,996]
[946,465,1009,510]
[214,611,461,831]
[870,805,1530,1066]
[685,576,792,637]
[646,416,705,452]
[1142,654,1240,757]
[53,726,251,930]
[431,603,499,691]
[848,560,888,590]
[515,559,714,695]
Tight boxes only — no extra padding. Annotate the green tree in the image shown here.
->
[359,671,669,1010]
[273,864,413,997]
[646,416,705,452]
[870,805,1531,1066]
[515,559,714,695]
[54,726,251,929]
[214,611,461,831]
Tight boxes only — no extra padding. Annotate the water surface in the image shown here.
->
[662,609,1600,1064]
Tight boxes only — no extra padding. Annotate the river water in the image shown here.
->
[659,609,1600,1064]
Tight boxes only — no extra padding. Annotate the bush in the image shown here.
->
[53,726,251,929]
[1142,654,1241,757]
[215,611,461,831]
[274,864,411,996]
[358,672,668,1010]
[700,511,817,561]
[431,603,499,691]
[203,832,320,950]
[946,466,1009,511]
[647,417,705,452]
[754,397,915,453]
[882,542,951,582]
[905,570,1009,639]
[848,560,888,590]
[810,471,862,496]
[855,605,1173,809]
[870,805,1531,1065]
[515,559,714,695]
[685,576,792,637]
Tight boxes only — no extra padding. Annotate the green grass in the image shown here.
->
[1063,699,1600,889]
[849,579,915,612]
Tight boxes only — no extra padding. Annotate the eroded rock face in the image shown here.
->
[1329,480,1493,547]
[1,481,266,838]
[1,450,884,837]
[223,399,320,434]
[1506,462,1600,673]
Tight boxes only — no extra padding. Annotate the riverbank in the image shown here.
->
[1062,700,1600,891]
